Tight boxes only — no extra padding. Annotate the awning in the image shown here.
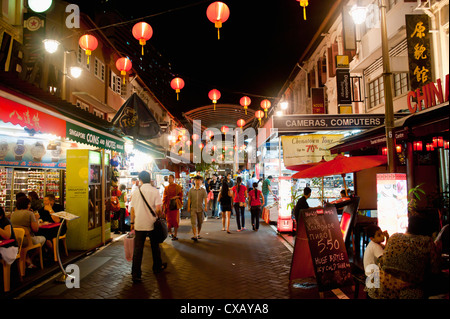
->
[330,102,449,154]
[131,139,166,159]
[0,84,125,153]
[72,92,117,114]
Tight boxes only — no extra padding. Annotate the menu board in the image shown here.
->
[301,206,353,291]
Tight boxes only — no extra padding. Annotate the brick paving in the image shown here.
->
[18,214,347,300]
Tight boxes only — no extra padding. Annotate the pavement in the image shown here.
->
[12,213,358,301]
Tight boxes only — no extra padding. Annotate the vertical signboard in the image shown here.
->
[311,87,326,114]
[377,173,408,238]
[336,55,352,113]
[406,14,433,92]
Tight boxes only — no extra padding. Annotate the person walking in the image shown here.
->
[187,175,208,242]
[209,174,221,219]
[262,175,274,208]
[218,179,233,233]
[248,182,264,231]
[231,176,248,231]
[162,175,183,241]
[129,171,166,282]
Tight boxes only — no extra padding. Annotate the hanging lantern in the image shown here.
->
[296,0,309,20]
[221,125,229,134]
[206,1,230,40]
[240,96,251,115]
[260,99,271,118]
[444,140,449,149]
[382,147,388,156]
[237,119,245,129]
[170,77,185,100]
[432,136,444,148]
[115,57,132,84]
[426,143,435,151]
[413,141,423,151]
[78,34,98,65]
[186,140,192,146]
[205,130,214,139]
[396,145,402,153]
[199,143,204,149]
[132,22,153,55]
[192,133,199,141]
[208,89,221,110]
[255,110,264,125]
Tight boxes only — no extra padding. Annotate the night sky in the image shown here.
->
[73,0,335,118]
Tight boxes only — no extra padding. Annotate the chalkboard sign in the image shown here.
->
[301,205,353,291]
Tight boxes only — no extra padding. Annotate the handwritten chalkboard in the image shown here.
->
[301,205,353,292]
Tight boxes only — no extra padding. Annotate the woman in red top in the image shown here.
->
[162,175,183,240]
[248,182,265,231]
[231,176,247,231]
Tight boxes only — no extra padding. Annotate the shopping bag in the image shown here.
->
[124,230,135,262]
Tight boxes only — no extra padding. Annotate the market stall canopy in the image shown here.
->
[292,154,388,179]
[111,93,161,140]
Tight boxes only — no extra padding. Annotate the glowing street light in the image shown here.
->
[43,39,60,54]
[28,0,53,13]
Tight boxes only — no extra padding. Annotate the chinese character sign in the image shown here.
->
[406,15,433,91]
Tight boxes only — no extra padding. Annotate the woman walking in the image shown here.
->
[248,182,264,231]
[231,176,247,231]
[218,179,233,233]
[162,175,183,240]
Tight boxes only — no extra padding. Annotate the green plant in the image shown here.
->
[287,186,302,212]
[408,183,425,210]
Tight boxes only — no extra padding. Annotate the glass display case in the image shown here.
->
[0,167,13,212]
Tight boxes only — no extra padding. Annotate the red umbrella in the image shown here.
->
[293,154,387,195]
[288,157,327,173]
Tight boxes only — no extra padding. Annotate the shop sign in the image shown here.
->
[273,114,389,132]
[336,69,352,105]
[0,95,66,137]
[66,122,125,153]
[406,14,433,92]
[0,135,66,169]
[406,74,449,113]
[311,88,326,114]
[281,134,343,167]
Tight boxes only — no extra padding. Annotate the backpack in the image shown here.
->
[110,196,121,212]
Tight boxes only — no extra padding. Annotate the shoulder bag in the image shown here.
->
[138,187,168,243]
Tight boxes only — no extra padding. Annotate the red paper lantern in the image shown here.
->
[199,143,204,149]
[396,145,402,153]
[426,143,435,151]
[170,77,185,100]
[186,140,192,146]
[206,2,230,40]
[433,136,444,148]
[296,0,309,20]
[237,119,245,129]
[444,140,449,149]
[208,89,221,110]
[132,22,153,55]
[382,147,388,156]
[78,34,98,65]
[260,99,271,118]
[413,141,423,151]
[240,96,251,115]
[192,134,199,141]
[221,125,229,134]
[255,110,264,125]
[116,57,132,84]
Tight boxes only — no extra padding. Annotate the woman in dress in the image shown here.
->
[162,175,183,240]
[218,179,233,233]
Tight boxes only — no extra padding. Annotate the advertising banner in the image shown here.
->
[66,122,124,153]
[0,135,67,169]
[281,134,343,167]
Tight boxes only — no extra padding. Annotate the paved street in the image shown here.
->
[17,214,351,300]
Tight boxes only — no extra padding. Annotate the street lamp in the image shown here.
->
[44,39,81,100]
[350,0,396,173]
[28,0,53,13]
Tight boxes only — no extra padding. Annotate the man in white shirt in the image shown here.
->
[130,171,166,282]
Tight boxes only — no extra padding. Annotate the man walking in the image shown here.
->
[188,176,208,242]
[209,174,221,218]
[130,171,166,283]
[262,175,274,208]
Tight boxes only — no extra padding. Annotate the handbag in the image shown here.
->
[139,187,168,243]
[124,230,135,262]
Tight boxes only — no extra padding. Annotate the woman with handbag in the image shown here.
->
[129,171,167,282]
[162,175,183,240]
[231,176,248,231]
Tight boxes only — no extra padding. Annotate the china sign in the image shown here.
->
[406,14,433,91]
